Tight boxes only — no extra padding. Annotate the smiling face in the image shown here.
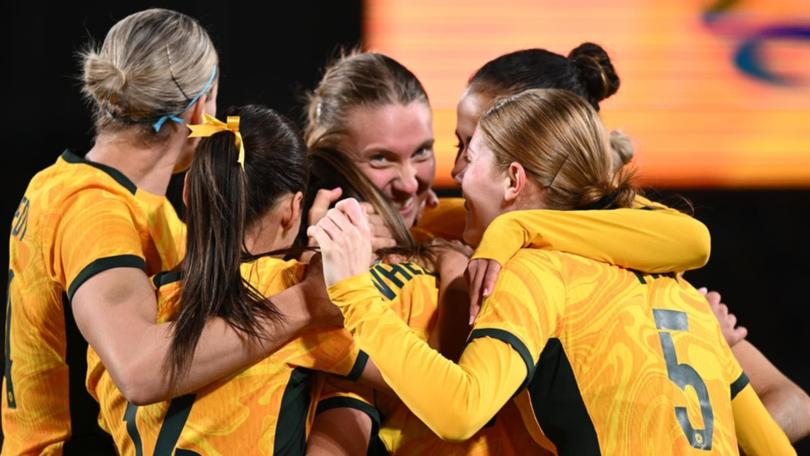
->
[458,129,510,246]
[343,102,436,228]
[452,89,493,184]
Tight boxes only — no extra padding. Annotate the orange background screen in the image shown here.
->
[365,0,810,188]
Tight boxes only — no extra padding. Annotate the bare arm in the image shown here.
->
[72,266,331,405]
[428,240,473,361]
[307,407,373,456]
[733,340,810,443]
[704,289,810,442]
[307,376,382,456]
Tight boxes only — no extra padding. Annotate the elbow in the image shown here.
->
[113,364,168,406]
[761,382,810,442]
[685,224,711,270]
[430,410,484,442]
[793,389,810,441]
[434,426,479,443]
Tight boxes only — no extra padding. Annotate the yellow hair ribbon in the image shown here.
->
[187,114,245,169]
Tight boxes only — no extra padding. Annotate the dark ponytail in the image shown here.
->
[167,105,307,383]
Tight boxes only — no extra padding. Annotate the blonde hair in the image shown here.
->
[304,50,428,151]
[80,8,218,139]
[479,88,635,210]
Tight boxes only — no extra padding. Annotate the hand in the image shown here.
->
[297,254,343,326]
[432,238,473,277]
[699,287,747,347]
[359,202,396,250]
[426,189,440,209]
[466,259,502,324]
[307,198,373,287]
[415,189,440,225]
[308,188,343,226]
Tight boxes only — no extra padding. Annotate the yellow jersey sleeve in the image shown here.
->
[472,195,710,273]
[412,197,466,241]
[732,381,796,455]
[328,272,527,442]
[50,189,148,300]
[287,328,367,380]
[469,250,565,381]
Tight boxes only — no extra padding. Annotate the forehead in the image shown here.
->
[456,90,492,132]
[345,102,433,155]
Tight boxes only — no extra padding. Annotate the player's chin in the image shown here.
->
[462,216,482,247]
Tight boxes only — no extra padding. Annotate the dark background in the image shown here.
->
[2,0,808,452]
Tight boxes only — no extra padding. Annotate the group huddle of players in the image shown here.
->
[3,7,807,456]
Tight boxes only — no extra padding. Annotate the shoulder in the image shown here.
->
[241,257,300,295]
[504,249,567,275]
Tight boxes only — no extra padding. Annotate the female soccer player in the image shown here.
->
[88,105,391,455]
[305,48,710,280]
[311,89,795,455]
[3,10,324,453]
[303,46,719,455]
[456,44,810,442]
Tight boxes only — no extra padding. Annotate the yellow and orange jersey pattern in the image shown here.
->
[316,261,549,455]
[412,197,466,242]
[3,150,183,455]
[471,194,711,274]
[471,249,750,454]
[312,261,438,454]
[88,256,366,456]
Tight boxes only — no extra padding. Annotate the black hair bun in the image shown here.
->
[568,42,620,106]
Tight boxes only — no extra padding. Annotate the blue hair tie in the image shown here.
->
[152,66,218,133]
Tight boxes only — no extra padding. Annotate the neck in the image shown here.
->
[243,215,290,256]
[85,128,187,196]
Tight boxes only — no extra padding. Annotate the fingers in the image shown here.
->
[372,236,397,250]
[482,261,501,298]
[730,326,748,346]
[313,199,369,242]
[326,206,355,235]
[726,311,737,329]
[718,303,729,318]
[367,213,390,236]
[467,260,485,324]
[426,189,439,209]
[359,201,376,215]
[698,288,747,346]
[309,187,343,225]
[316,211,344,241]
[307,224,332,250]
[336,198,370,234]
[705,290,722,308]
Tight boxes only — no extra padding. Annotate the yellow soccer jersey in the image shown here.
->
[88,256,366,456]
[315,261,439,454]
[412,197,466,242]
[328,250,794,455]
[417,196,711,273]
[3,150,183,455]
[472,195,711,273]
[315,261,548,455]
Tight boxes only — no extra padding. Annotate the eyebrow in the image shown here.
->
[362,139,435,157]
[415,139,435,154]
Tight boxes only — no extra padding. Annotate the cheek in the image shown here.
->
[414,159,435,189]
[357,164,396,194]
